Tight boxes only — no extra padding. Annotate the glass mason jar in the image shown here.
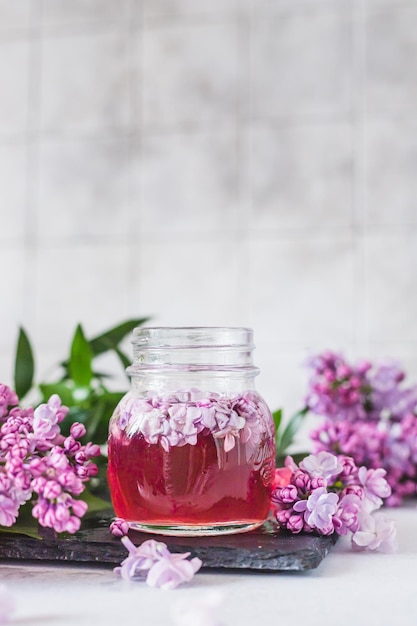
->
[107,327,275,536]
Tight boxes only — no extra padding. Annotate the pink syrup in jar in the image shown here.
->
[107,393,275,535]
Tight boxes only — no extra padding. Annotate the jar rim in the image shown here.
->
[132,327,255,348]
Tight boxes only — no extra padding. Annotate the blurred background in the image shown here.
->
[1,0,416,441]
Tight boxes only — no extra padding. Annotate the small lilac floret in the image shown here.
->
[358,466,391,511]
[302,487,339,533]
[110,517,129,537]
[115,537,202,589]
[352,511,398,553]
[146,553,202,590]
[300,451,343,482]
[333,493,362,535]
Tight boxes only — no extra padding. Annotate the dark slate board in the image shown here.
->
[0,516,337,572]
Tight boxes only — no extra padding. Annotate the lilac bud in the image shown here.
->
[70,422,86,439]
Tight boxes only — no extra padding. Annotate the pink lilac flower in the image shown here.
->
[333,493,362,535]
[358,467,392,511]
[300,451,343,482]
[146,553,202,590]
[352,512,398,553]
[32,394,68,443]
[0,386,99,534]
[305,351,417,505]
[272,453,396,552]
[114,389,272,453]
[294,487,338,534]
[115,537,202,589]
[0,385,18,420]
[110,517,129,537]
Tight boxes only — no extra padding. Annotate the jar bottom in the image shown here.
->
[128,520,264,537]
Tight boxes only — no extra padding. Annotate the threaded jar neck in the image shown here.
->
[127,327,259,374]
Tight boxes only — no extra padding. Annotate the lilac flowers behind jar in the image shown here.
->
[304,352,417,506]
[272,451,397,553]
[0,383,100,534]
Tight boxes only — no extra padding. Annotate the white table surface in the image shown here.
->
[1,503,416,626]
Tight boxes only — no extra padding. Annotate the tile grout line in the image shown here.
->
[351,0,370,355]
[22,0,43,339]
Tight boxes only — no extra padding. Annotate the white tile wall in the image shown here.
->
[137,129,239,235]
[141,20,241,129]
[248,122,354,230]
[37,137,132,241]
[41,31,131,134]
[250,9,352,119]
[0,0,416,428]
[0,141,28,241]
[365,4,417,115]
[0,39,30,137]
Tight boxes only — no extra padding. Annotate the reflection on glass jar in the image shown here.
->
[107,327,275,536]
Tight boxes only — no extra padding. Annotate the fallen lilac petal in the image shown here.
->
[352,512,398,553]
[146,555,202,590]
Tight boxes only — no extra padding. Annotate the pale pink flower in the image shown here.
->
[115,537,202,589]
[300,451,343,482]
[272,467,292,488]
[115,537,171,581]
[146,553,202,590]
[358,466,392,511]
[0,492,19,526]
[295,487,339,533]
[352,511,398,553]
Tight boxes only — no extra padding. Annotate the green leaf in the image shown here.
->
[80,490,113,514]
[0,523,41,540]
[14,327,35,399]
[89,318,149,357]
[276,406,309,459]
[114,346,131,370]
[39,381,76,406]
[0,501,41,539]
[272,408,282,436]
[69,324,93,388]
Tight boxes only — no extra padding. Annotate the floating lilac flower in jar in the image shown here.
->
[108,327,275,536]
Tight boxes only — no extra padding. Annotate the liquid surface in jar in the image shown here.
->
[107,426,274,527]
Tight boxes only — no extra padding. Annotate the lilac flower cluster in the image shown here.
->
[115,536,202,590]
[115,388,271,453]
[0,383,100,534]
[271,451,397,553]
[305,352,417,505]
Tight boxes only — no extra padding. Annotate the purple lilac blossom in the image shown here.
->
[110,517,129,537]
[333,493,362,535]
[115,537,202,589]
[352,511,398,553]
[296,487,339,534]
[0,384,100,534]
[300,451,343,481]
[114,389,271,453]
[306,351,417,505]
[272,453,396,552]
[358,467,392,511]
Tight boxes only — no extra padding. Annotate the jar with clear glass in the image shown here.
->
[107,327,275,536]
